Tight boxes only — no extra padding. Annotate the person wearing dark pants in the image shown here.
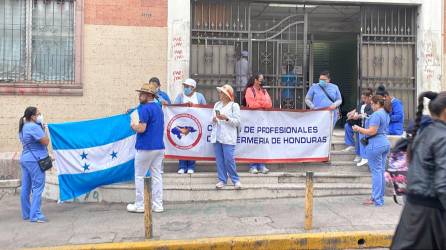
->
[353,95,392,207]
[391,91,446,250]
[174,78,207,174]
[19,107,50,223]
[210,84,242,189]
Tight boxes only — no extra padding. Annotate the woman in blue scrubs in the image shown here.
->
[19,107,50,223]
[353,95,391,206]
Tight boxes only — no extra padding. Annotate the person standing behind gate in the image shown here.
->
[235,51,249,102]
[19,107,50,223]
[242,74,272,174]
[174,78,207,174]
[127,82,165,213]
[391,91,446,250]
[376,85,404,135]
[353,95,391,207]
[210,84,242,189]
[305,71,342,127]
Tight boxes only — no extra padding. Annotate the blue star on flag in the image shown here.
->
[80,152,88,160]
[111,151,118,160]
[82,163,90,172]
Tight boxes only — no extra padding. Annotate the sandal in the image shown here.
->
[362,199,375,206]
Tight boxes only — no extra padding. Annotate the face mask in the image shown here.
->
[319,80,327,87]
[183,87,193,96]
[156,87,160,93]
[36,114,44,124]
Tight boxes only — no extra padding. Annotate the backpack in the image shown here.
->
[385,137,409,204]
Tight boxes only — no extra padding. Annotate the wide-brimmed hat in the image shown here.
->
[136,82,158,95]
[183,78,197,88]
[216,84,234,100]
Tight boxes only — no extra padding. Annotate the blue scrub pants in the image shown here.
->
[366,144,390,206]
[20,161,46,221]
[345,123,364,157]
[214,142,239,184]
[249,163,266,171]
[179,160,196,171]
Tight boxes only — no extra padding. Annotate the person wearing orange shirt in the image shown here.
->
[242,74,272,174]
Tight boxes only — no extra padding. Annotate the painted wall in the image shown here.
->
[0,0,168,152]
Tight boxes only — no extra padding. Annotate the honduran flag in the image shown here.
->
[48,114,136,201]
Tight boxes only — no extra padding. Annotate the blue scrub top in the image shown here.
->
[366,108,390,148]
[19,122,49,162]
[306,83,341,109]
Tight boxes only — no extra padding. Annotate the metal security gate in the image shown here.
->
[190,0,309,109]
[358,6,417,121]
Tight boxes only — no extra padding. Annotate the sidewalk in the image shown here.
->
[0,194,402,249]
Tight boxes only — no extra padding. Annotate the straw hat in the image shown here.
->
[216,84,234,101]
[136,82,158,95]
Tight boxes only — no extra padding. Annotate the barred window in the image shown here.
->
[0,0,81,95]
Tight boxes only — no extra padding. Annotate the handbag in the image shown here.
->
[21,132,53,172]
[318,85,341,121]
[360,133,378,146]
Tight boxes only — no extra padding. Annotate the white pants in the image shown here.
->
[134,149,164,210]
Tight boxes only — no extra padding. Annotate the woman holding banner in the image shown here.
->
[353,95,391,207]
[242,74,272,174]
[174,78,207,174]
[211,84,242,189]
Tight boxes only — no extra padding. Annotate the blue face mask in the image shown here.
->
[183,87,193,96]
[319,79,327,87]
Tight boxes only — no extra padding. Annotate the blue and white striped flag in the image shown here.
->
[48,114,136,201]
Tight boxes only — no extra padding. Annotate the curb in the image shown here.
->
[27,230,393,250]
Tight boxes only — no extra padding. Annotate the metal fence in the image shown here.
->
[0,0,75,85]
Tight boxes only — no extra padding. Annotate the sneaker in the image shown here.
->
[249,168,259,174]
[215,181,225,189]
[353,156,362,163]
[31,218,48,223]
[342,146,355,152]
[177,169,185,174]
[127,203,144,213]
[357,159,368,167]
[234,182,242,190]
[187,169,194,174]
[153,207,164,213]
[261,167,270,174]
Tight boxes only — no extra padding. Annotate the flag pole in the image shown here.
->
[144,176,153,239]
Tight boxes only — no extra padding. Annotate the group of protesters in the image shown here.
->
[17,57,446,248]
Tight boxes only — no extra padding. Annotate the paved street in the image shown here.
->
[0,194,402,249]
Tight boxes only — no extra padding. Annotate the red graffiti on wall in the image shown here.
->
[173,36,184,60]
[172,69,184,82]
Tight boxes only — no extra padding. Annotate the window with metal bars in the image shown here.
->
[0,0,79,92]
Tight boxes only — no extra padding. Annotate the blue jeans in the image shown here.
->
[366,144,390,206]
[249,163,266,171]
[20,161,46,221]
[178,160,196,171]
[214,142,239,184]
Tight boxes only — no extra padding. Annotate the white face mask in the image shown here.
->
[36,114,44,124]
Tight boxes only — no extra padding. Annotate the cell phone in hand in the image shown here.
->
[215,110,220,116]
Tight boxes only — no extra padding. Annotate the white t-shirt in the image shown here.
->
[183,92,199,104]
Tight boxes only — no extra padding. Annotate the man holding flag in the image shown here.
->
[127,81,165,213]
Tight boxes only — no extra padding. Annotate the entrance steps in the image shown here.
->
[42,130,370,203]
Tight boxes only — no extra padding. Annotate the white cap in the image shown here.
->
[183,78,197,88]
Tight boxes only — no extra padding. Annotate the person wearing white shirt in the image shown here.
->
[210,84,242,189]
[174,78,207,174]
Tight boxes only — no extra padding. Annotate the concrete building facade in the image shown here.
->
[0,0,444,152]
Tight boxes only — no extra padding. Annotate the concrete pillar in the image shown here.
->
[166,0,191,101]
[416,0,443,93]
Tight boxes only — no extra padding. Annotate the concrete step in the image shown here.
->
[43,171,372,203]
[162,157,361,173]
[164,172,372,185]
[83,183,372,203]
